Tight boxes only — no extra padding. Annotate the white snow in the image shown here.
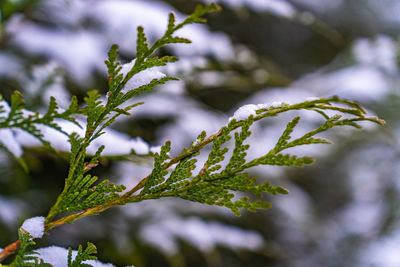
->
[120,60,166,93]
[20,216,45,239]
[359,230,400,267]
[247,0,297,18]
[0,100,11,114]
[7,19,107,84]
[229,102,281,121]
[0,197,25,226]
[0,53,22,77]
[160,107,226,153]
[6,116,151,156]
[87,130,151,156]
[24,61,71,109]
[130,137,151,155]
[353,35,398,74]
[293,65,390,102]
[271,101,283,107]
[6,0,234,84]
[150,146,162,154]
[0,101,22,157]
[90,0,234,60]
[0,129,23,157]
[230,104,259,121]
[205,0,297,18]
[197,71,227,87]
[140,216,264,254]
[339,202,381,236]
[34,246,115,267]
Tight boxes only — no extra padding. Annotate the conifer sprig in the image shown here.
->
[67,242,98,267]
[45,4,222,224]
[0,91,80,151]
[126,97,384,215]
[9,230,51,267]
[0,3,386,265]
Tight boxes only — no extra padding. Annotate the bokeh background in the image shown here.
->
[0,0,399,266]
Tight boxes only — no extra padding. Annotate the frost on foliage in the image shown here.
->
[20,216,45,239]
[140,217,264,254]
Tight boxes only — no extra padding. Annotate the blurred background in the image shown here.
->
[0,0,399,266]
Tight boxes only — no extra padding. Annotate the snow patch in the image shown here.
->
[150,146,162,154]
[0,197,25,225]
[0,129,23,157]
[353,35,398,74]
[205,0,297,18]
[34,246,115,267]
[229,102,283,121]
[21,216,45,239]
[140,217,264,254]
[120,60,166,93]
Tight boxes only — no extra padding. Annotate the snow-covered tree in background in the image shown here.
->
[0,0,398,266]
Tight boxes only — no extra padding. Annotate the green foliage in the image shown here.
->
[0,3,386,265]
[0,0,37,24]
[67,243,97,267]
[45,4,223,223]
[53,173,126,214]
[10,230,51,267]
[134,97,384,215]
[9,231,98,267]
[0,91,80,152]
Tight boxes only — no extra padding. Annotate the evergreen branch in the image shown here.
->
[0,92,80,152]
[129,97,384,215]
[45,4,220,225]
[0,4,387,264]
[67,242,97,267]
[9,230,51,267]
[43,96,385,231]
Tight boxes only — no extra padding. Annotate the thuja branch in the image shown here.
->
[0,4,385,265]
[43,97,384,230]
[0,96,384,263]
[0,5,223,264]
[44,4,221,225]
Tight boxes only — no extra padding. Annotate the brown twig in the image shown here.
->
[0,240,20,263]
